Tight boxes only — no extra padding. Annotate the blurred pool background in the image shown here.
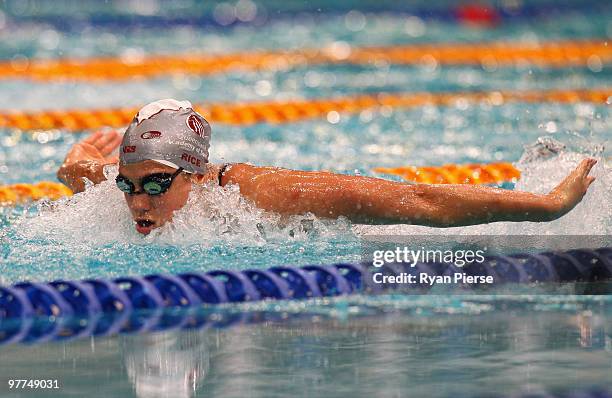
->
[0,1,611,397]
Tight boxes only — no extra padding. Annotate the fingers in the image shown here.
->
[587,176,596,187]
[566,158,597,184]
[580,160,597,192]
[83,130,104,144]
[100,133,122,156]
[578,158,597,177]
[91,130,120,151]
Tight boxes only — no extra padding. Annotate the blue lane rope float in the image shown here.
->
[1,247,611,345]
[493,387,612,398]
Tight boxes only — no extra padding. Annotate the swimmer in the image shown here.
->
[57,99,597,235]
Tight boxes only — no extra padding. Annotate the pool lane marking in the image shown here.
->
[373,162,520,184]
[0,162,520,205]
[0,88,610,132]
[1,39,609,81]
[0,182,73,205]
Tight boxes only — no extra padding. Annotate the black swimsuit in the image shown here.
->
[218,163,231,186]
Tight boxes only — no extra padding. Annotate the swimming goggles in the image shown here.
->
[115,168,184,195]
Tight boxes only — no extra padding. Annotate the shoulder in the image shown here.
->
[219,163,290,187]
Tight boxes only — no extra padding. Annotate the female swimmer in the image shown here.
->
[57,99,597,235]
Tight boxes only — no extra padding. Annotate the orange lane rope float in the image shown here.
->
[0,88,610,132]
[373,162,520,184]
[1,40,610,81]
[0,181,73,205]
[0,162,519,206]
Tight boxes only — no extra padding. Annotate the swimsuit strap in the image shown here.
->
[218,163,231,186]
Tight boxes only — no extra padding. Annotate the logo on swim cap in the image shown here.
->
[140,131,162,139]
[187,114,205,137]
[123,145,136,153]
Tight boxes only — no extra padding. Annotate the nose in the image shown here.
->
[127,193,153,213]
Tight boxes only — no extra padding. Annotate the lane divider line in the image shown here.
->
[1,88,610,132]
[1,247,610,344]
[0,182,73,205]
[1,40,610,81]
[373,162,520,184]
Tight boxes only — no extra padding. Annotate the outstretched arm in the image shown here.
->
[223,159,597,227]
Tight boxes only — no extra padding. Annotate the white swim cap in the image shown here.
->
[120,99,212,174]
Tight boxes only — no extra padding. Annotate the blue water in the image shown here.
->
[0,296,611,397]
[0,1,611,396]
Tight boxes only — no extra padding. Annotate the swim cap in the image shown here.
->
[119,99,211,174]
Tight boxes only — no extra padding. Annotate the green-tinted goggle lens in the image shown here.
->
[142,180,166,195]
[115,168,183,196]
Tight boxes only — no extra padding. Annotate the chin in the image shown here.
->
[135,225,153,235]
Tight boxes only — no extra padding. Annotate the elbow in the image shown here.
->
[408,185,458,227]
[56,162,85,194]
[56,163,66,182]
[56,164,72,188]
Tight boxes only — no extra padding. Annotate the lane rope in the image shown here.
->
[1,247,610,344]
[1,88,610,132]
[2,40,609,81]
[0,182,73,205]
[374,162,520,184]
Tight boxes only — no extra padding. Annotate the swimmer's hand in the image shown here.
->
[57,130,122,193]
[546,158,597,218]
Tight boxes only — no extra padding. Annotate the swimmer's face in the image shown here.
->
[118,160,194,235]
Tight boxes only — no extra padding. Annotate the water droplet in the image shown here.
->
[254,80,272,96]
[236,0,257,22]
[586,55,603,73]
[213,3,236,26]
[326,111,340,124]
[344,10,366,32]
[404,16,426,37]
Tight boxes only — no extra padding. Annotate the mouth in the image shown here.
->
[135,218,156,235]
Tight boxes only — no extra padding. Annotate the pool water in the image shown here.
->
[0,296,611,398]
[0,0,611,396]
